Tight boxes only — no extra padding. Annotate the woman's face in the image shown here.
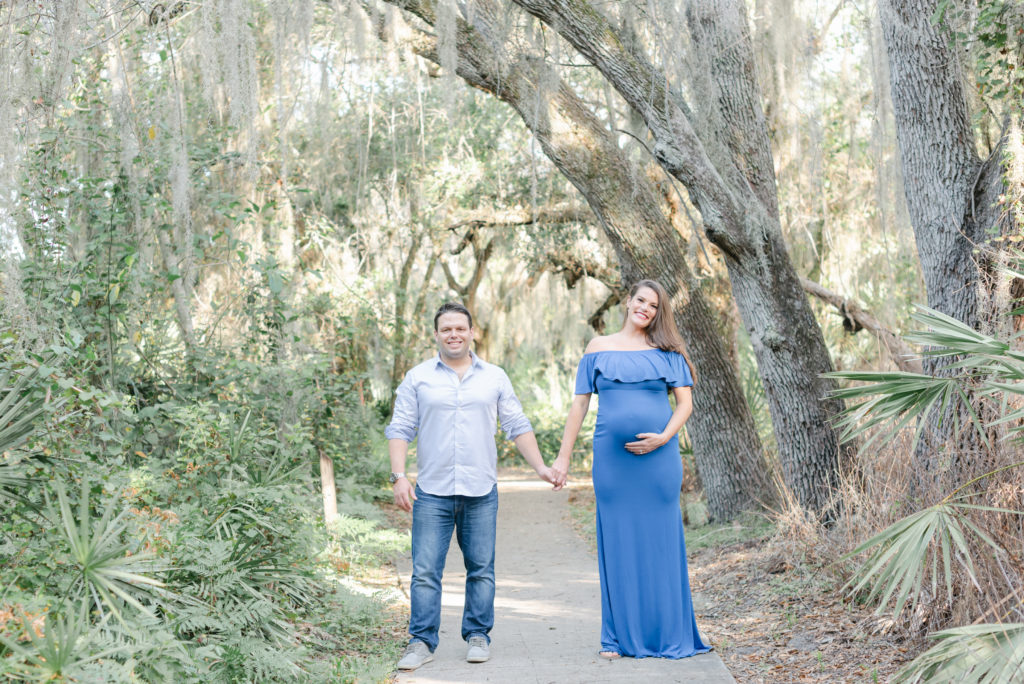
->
[627,286,659,329]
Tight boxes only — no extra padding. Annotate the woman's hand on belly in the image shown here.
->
[624,432,668,455]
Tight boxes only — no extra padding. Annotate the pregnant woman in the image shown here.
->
[551,279,711,660]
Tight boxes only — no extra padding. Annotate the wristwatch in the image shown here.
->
[389,472,406,484]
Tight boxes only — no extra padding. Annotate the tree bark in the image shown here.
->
[508,0,847,512]
[377,0,772,518]
[155,227,198,351]
[878,0,1017,475]
[390,228,423,389]
[878,0,986,330]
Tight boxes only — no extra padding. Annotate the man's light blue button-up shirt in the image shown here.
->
[385,352,533,497]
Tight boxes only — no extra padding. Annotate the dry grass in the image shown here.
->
[829,428,1024,634]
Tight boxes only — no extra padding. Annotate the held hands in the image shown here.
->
[549,455,569,490]
[392,477,416,512]
[625,432,667,456]
[535,464,565,491]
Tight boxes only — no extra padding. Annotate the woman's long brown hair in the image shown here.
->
[625,279,698,383]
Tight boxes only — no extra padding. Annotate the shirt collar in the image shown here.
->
[433,351,484,371]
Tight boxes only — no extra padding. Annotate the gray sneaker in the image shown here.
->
[397,641,433,670]
[466,635,490,663]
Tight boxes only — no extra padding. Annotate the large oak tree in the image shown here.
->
[497,0,849,512]
[374,0,772,518]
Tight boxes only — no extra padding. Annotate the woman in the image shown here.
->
[550,279,711,660]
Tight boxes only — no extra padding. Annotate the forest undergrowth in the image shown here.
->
[0,341,409,682]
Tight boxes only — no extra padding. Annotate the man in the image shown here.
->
[386,302,559,671]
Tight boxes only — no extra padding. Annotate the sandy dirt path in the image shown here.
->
[393,472,735,684]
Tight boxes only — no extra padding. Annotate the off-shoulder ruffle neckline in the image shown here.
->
[576,347,691,391]
[582,347,662,356]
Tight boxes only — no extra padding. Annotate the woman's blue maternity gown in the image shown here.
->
[575,349,711,659]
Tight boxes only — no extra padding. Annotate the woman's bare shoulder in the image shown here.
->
[584,335,617,354]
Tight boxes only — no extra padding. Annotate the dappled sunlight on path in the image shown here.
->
[394,472,735,683]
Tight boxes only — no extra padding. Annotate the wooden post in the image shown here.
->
[320,448,338,525]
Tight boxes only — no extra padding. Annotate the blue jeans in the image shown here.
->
[408,484,498,651]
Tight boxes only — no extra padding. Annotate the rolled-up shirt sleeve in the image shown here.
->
[384,372,419,442]
[496,371,533,440]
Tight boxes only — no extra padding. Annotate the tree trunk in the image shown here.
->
[378,0,772,518]
[509,0,847,512]
[878,0,1016,478]
[155,227,198,351]
[878,0,986,330]
[391,227,424,390]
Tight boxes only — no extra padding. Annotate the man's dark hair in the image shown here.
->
[433,302,473,330]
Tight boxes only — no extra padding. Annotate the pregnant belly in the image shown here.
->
[595,389,672,444]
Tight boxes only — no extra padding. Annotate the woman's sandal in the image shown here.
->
[598,650,622,660]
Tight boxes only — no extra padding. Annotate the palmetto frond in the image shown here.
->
[831,305,1024,680]
[894,622,1024,684]
[0,602,129,680]
[0,360,64,507]
[826,306,1024,452]
[828,370,980,452]
[48,479,166,623]
[842,499,1019,618]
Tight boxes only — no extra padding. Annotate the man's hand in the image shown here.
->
[535,464,564,491]
[550,455,569,489]
[393,477,416,512]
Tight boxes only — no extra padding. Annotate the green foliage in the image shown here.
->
[499,356,595,466]
[49,478,166,623]
[934,0,1024,110]
[0,356,64,508]
[842,498,1020,619]
[827,306,1019,453]
[0,602,132,682]
[830,305,1024,681]
[0,341,401,681]
[325,588,405,683]
[330,515,408,570]
[0,360,54,455]
[738,328,776,457]
[894,623,1024,684]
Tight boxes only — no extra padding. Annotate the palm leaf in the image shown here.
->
[825,306,1024,452]
[0,602,129,680]
[842,501,1017,618]
[0,361,64,508]
[894,623,1024,683]
[905,307,1016,359]
[826,370,982,452]
[48,479,167,623]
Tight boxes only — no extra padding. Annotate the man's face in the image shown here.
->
[434,312,473,362]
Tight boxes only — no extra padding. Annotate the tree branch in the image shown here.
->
[464,237,496,310]
[543,251,620,290]
[588,287,626,333]
[449,224,478,256]
[800,276,922,374]
[438,257,465,296]
[508,0,754,259]
[445,203,590,231]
